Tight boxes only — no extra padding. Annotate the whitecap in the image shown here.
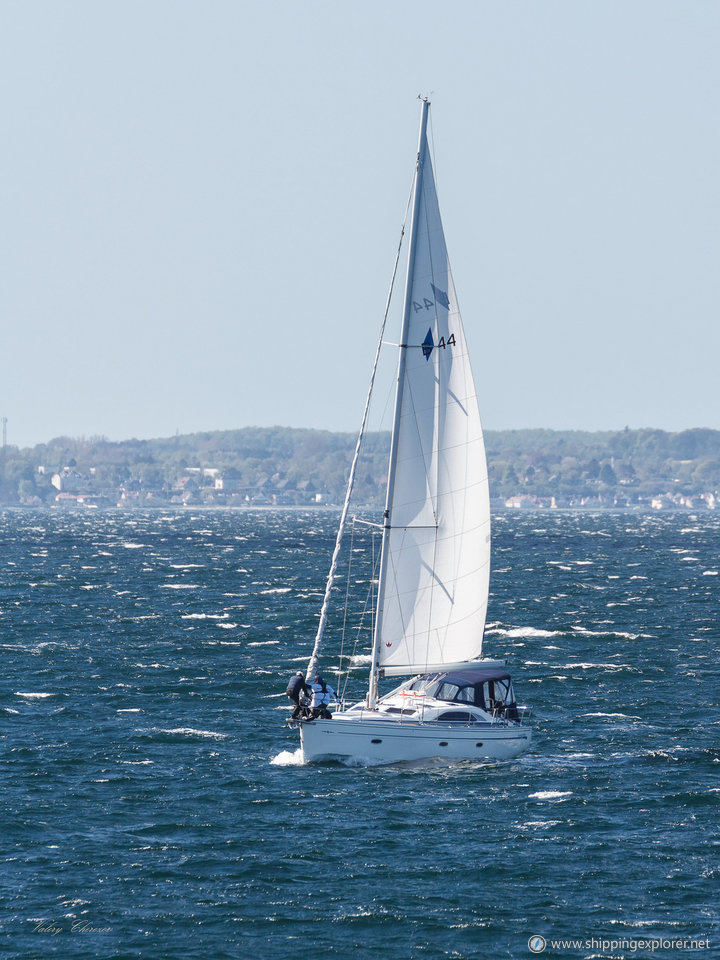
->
[15,692,55,699]
[261,587,292,595]
[582,712,641,720]
[156,727,229,739]
[571,626,640,639]
[350,654,373,666]
[182,613,228,620]
[270,748,305,766]
[529,790,572,799]
[558,662,632,671]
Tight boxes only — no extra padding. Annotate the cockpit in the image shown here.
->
[399,668,520,721]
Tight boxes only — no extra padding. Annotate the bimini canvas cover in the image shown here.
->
[376,107,491,678]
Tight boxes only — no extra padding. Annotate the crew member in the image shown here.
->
[286,671,312,719]
[310,673,336,719]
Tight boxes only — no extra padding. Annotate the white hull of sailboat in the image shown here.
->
[299,715,531,765]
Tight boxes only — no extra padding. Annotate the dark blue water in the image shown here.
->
[1,508,718,959]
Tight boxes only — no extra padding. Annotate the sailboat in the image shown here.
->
[293,99,531,764]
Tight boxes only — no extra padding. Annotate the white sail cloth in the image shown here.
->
[376,136,491,677]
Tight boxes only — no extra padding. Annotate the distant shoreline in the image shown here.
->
[1,425,717,509]
[0,502,714,516]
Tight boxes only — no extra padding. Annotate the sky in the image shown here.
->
[2,0,719,449]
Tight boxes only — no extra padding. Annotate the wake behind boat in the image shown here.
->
[288,99,531,764]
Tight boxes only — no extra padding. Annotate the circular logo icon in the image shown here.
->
[528,935,547,954]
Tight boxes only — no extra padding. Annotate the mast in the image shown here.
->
[367,97,430,708]
[306,248,402,680]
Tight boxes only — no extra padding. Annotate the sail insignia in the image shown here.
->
[421,328,434,361]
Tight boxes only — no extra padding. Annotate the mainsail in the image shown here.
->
[371,100,491,683]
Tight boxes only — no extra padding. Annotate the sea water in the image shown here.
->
[1,509,718,959]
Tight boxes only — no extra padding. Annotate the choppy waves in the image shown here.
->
[1,508,718,957]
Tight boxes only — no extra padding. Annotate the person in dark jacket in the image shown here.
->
[286,672,312,719]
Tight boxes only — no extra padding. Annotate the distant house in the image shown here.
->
[504,494,556,510]
[504,494,532,509]
[76,494,103,507]
[52,469,87,494]
[215,476,245,494]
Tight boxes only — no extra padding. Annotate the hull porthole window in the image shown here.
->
[371,739,382,744]
[476,742,484,748]
[439,742,448,747]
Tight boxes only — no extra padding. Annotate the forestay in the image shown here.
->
[374,101,491,678]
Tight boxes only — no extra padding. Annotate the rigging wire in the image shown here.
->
[305,170,416,682]
[336,523,382,706]
[334,517,356,694]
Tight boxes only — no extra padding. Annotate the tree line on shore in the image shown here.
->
[0,425,719,507]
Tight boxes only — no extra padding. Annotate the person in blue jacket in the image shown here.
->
[286,672,312,719]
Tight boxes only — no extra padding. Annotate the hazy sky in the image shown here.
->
[2,0,718,448]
